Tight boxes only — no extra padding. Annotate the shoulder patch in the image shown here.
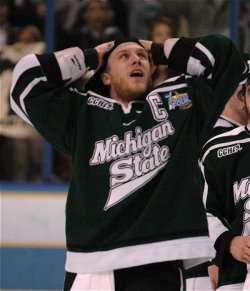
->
[164,91,192,110]
[217,143,243,158]
[87,96,114,110]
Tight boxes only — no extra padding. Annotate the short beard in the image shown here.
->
[113,80,152,103]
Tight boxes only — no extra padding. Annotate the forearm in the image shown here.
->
[10,47,95,153]
[151,37,198,70]
[206,210,235,269]
[151,34,247,86]
[38,47,97,86]
[213,230,236,268]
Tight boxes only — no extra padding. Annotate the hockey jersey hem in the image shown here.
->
[65,236,214,273]
[217,282,244,290]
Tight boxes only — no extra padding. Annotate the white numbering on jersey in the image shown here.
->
[233,176,250,236]
[148,94,168,121]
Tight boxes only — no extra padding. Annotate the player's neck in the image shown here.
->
[222,107,248,126]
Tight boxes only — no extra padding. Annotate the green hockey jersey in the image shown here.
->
[10,35,247,273]
[200,125,250,287]
[185,116,243,280]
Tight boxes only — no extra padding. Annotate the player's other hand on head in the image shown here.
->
[208,264,219,290]
[95,41,113,69]
[230,236,250,264]
[139,40,153,52]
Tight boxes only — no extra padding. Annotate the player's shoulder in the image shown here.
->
[200,126,249,163]
[212,116,241,137]
[151,74,187,92]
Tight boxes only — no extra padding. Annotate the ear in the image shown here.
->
[236,84,244,102]
[101,72,111,86]
[236,84,243,93]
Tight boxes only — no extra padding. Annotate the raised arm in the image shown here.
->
[10,45,104,154]
[150,35,247,85]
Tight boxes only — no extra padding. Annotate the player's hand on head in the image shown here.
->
[95,41,113,70]
[139,40,156,74]
[230,236,250,264]
[139,40,153,52]
[208,264,219,290]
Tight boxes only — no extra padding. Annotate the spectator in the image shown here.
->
[149,16,178,44]
[27,1,69,50]
[126,0,190,39]
[8,0,37,28]
[56,0,128,38]
[0,25,44,181]
[0,0,16,48]
[158,0,248,50]
[240,0,250,52]
[149,15,180,86]
[67,0,123,50]
[126,0,162,39]
[108,0,129,36]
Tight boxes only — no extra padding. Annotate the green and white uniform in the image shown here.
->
[10,35,247,273]
[185,115,243,290]
[200,125,250,288]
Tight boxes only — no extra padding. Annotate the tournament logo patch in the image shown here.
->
[165,91,192,110]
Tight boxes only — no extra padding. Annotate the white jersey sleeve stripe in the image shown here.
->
[10,54,41,93]
[10,76,47,126]
[204,125,247,148]
[20,76,47,115]
[199,162,208,207]
[186,42,215,77]
[207,212,229,245]
[196,42,215,65]
[10,97,32,125]
[187,56,206,76]
[201,138,250,164]
[163,38,179,59]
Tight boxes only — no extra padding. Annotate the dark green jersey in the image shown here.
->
[200,125,250,287]
[185,116,242,280]
[10,35,247,273]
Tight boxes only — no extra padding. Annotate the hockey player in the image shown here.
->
[186,81,249,290]
[199,62,250,290]
[10,35,247,290]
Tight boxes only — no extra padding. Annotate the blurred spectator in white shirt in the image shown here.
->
[0,25,44,181]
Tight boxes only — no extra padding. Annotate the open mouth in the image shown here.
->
[130,70,144,77]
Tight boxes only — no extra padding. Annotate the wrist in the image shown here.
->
[83,48,99,70]
[151,43,168,66]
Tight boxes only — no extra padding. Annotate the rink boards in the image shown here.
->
[1,183,68,290]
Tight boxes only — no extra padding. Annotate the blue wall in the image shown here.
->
[1,182,68,290]
[1,247,66,290]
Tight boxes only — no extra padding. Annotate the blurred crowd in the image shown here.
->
[0,0,249,182]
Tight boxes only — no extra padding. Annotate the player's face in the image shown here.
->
[239,80,250,123]
[101,42,152,106]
